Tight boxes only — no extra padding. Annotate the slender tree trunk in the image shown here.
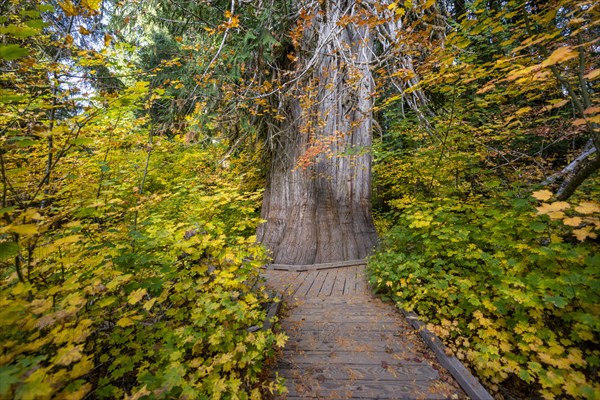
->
[257,0,378,264]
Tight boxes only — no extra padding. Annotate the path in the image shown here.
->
[264,264,468,400]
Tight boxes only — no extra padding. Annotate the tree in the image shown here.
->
[130,0,386,264]
[256,1,379,264]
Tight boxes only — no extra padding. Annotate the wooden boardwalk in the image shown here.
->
[264,265,467,400]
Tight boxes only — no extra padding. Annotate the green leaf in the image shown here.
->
[0,206,17,216]
[38,4,55,12]
[0,44,29,60]
[20,10,41,18]
[25,20,49,29]
[0,365,20,396]
[0,241,19,262]
[530,222,547,233]
[8,136,36,147]
[544,295,568,308]
[0,25,39,37]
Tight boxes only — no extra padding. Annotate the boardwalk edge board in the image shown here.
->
[262,292,282,331]
[266,259,368,271]
[402,310,494,400]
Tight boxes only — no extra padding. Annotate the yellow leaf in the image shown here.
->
[81,0,101,12]
[574,201,600,214]
[275,333,287,348]
[516,106,532,115]
[127,385,151,400]
[573,227,597,241]
[0,223,38,235]
[563,216,582,227]
[71,356,94,378]
[548,211,564,220]
[61,383,92,400]
[584,69,600,80]
[541,99,569,112]
[532,190,553,201]
[117,317,135,327]
[53,344,83,366]
[54,234,81,246]
[536,202,570,215]
[78,26,91,35]
[541,46,578,67]
[106,274,132,290]
[30,298,53,315]
[143,298,157,311]
[59,0,79,16]
[128,288,147,305]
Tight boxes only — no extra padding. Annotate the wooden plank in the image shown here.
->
[268,259,367,271]
[343,266,357,295]
[330,269,346,296]
[281,323,405,334]
[279,350,436,366]
[286,271,311,297]
[282,334,422,356]
[267,265,469,400]
[262,293,282,331]
[265,270,305,296]
[274,363,439,381]
[355,266,368,293]
[317,270,335,297]
[294,271,320,297]
[279,380,453,399]
[306,270,328,297]
[285,314,401,324]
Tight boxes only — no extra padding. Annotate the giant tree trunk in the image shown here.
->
[257,1,378,264]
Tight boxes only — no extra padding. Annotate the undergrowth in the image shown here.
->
[368,192,600,399]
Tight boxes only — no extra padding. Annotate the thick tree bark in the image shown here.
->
[257,1,378,264]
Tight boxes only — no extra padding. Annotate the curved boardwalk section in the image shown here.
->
[264,265,467,400]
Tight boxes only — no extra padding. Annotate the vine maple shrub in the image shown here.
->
[369,193,599,399]
[0,2,285,399]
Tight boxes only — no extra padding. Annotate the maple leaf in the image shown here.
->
[541,46,578,67]
[563,217,582,227]
[536,202,570,215]
[573,227,597,241]
[574,201,600,215]
[128,288,147,305]
[532,190,553,201]
[117,317,135,327]
[53,344,83,366]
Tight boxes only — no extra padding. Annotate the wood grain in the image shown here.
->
[263,265,470,399]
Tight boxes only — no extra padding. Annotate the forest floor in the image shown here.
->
[263,265,468,399]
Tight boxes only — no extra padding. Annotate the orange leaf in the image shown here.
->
[532,190,553,201]
[573,227,597,241]
[541,46,578,67]
[536,201,570,215]
[574,201,600,214]
[584,69,600,80]
[563,216,582,227]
